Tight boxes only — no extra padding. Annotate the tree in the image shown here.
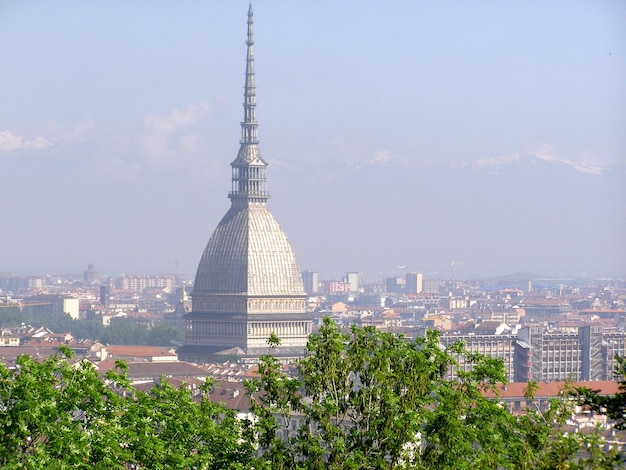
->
[244,318,585,469]
[3,320,620,468]
[0,307,105,341]
[575,355,626,430]
[517,380,584,469]
[0,347,129,467]
[99,318,182,346]
[0,306,23,327]
[0,308,180,346]
[118,376,253,469]
[570,355,626,468]
[146,321,184,346]
[0,347,252,468]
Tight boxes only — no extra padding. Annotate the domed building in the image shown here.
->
[178,5,311,363]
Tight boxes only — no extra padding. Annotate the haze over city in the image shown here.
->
[1,1,624,280]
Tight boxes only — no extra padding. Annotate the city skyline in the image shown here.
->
[1,1,625,280]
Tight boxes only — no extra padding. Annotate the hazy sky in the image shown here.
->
[1,1,625,281]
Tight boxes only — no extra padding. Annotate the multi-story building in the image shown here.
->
[405,273,423,294]
[301,271,318,294]
[22,295,80,320]
[100,285,111,308]
[440,333,517,383]
[422,279,445,295]
[346,272,359,293]
[440,324,626,383]
[598,331,626,379]
[440,296,469,310]
[83,263,99,284]
[489,309,523,325]
[516,325,604,382]
[114,275,173,293]
[520,298,571,317]
[179,6,310,363]
[320,281,350,294]
[0,276,44,293]
[385,277,404,294]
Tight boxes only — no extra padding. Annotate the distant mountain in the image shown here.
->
[270,152,625,280]
[467,152,608,176]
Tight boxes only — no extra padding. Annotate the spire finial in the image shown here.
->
[242,1,257,144]
[229,4,269,206]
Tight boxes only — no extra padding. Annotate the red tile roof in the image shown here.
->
[96,360,208,379]
[102,345,177,358]
[484,381,621,399]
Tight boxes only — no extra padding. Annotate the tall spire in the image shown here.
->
[229,3,269,207]
[242,3,257,144]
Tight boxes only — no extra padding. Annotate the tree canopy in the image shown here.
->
[244,318,623,469]
[0,306,182,346]
[576,355,626,430]
[0,347,252,469]
[0,318,623,468]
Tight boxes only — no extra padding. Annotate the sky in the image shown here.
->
[1,0,625,281]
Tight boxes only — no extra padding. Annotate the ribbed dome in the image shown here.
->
[193,204,305,297]
[179,5,311,363]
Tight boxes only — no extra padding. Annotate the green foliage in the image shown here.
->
[0,349,128,468]
[3,318,623,468]
[0,306,24,327]
[0,307,105,339]
[0,307,182,346]
[517,382,583,469]
[99,318,183,346]
[94,317,183,346]
[575,355,626,430]
[0,350,251,468]
[245,318,611,470]
[569,355,626,468]
[118,378,252,469]
[576,428,623,469]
